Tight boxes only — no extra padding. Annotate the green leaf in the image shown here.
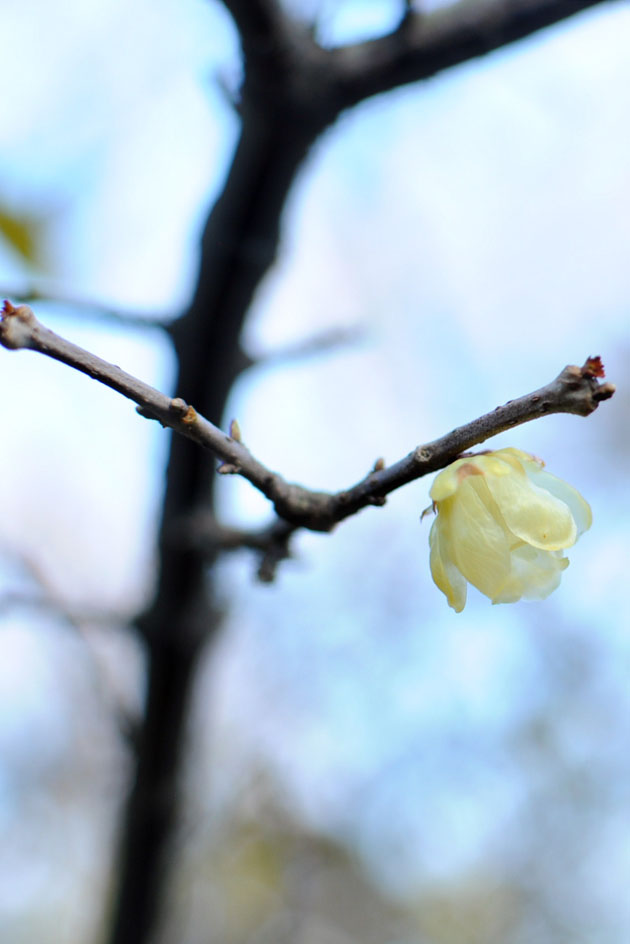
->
[0,209,46,265]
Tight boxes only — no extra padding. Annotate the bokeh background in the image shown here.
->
[0,1,629,942]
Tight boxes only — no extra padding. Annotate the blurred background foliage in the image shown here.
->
[0,1,629,943]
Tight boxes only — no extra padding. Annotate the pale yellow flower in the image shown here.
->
[428,447,592,612]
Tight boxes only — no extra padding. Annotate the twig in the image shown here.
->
[181,514,297,582]
[244,325,365,371]
[1,284,170,330]
[0,542,140,744]
[0,301,615,535]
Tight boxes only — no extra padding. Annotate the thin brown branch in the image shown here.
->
[1,301,615,536]
[181,513,297,582]
[245,325,366,371]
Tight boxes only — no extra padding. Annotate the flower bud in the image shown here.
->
[428,447,591,612]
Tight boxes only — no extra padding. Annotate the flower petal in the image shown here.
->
[429,460,466,502]
[483,465,577,550]
[493,546,569,604]
[494,447,540,468]
[448,480,512,598]
[522,466,592,537]
[498,448,592,538]
[429,516,467,612]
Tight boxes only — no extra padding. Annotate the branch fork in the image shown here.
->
[0,299,616,544]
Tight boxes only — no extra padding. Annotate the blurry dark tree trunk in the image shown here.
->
[103,1,613,942]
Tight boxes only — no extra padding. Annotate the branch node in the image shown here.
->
[257,534,293,583]
[593,382,616,402]
[170,398,197,424]
[229,418,242,442]
[169,397,190,417]
[0,300,38,350]
[554,356,615,416]
[217,462,240,475]
[136,405,159,420]
[396,0,418,34]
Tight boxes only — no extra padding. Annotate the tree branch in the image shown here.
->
[181,513,297,582]
[1,301,614,535]
[220,0,288,54]
[0,542,140,745]
[329,0,616,109]
[0,283,170,329]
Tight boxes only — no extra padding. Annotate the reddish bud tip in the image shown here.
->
[582,356,605,379]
